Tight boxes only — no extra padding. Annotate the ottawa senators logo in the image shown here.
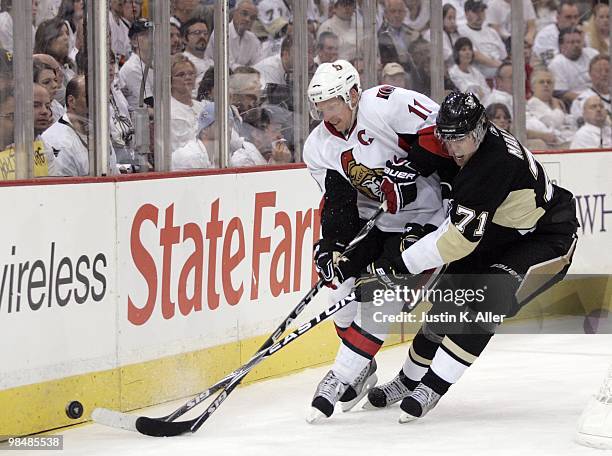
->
[340,149,384,201]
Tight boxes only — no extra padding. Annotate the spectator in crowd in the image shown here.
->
[170,53,205,153]
[423,3,459,67]
[485,102,512,131]
[109,52,136,167]
[197,65,216,102]
[318,0,363,62]
[378,0,419,69]
[547,27,599,106]
[570,54,610,126]
[172,101,216,170]
[486,0,537,48]
[231,106,292,167]
[260,16,290,60]
[36,0,62,26]
[119,18,154,109]
[0,0,38,53]
[57,0,84,62]
[255,34,315,88]
[404,0,429,32]
[34,53,65,108]
[181,17,213,95]
[205,0,263,68]
[170,23,183,55]
[533,0,580,65]
[457,0,507,79]
[122,0,142,23]
[524,38,535,99]
[448,37,490,102]
[533,0,558,32]
[0,46,11,91]
[171,0,199,27]
[526,69,574,148]
[109,0,132,64]
[405,37,457,97]
[0,85,14,150]
[229,67,261,116]
[42,75,90,176]
[33,83,53,137]
[381,62,410,89]
[484,61,513,111]
[584,3,609,55]
[33,58,64,122]
[570,94,612,149]
[34,17,77,83]
[315,31,339,65]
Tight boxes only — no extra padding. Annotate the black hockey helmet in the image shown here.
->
[435,91,487,142]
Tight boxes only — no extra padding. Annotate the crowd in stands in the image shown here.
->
[0,0,609,179]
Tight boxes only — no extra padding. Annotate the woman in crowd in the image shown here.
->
[33,58,64,122]
[170,53,205,153]
[448,37,490,102]
[486,103,512,132]
[584,3,609,55]
[423,4,458,67]
[57,0,84,62]
[34,17,77,82]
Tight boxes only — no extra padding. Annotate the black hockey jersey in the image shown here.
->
[402,123,579,274]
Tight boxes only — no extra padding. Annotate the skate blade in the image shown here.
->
[306,407,328,424]
[398,411,419,424]
[341,374,378,412]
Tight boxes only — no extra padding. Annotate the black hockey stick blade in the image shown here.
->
[91,408,192,437]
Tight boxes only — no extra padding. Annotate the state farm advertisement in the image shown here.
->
[115,170,328,365]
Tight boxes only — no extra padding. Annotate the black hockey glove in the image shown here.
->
[313,239,351,288]
[380,157,418,214]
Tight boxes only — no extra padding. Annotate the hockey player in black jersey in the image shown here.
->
[357,92,579,422]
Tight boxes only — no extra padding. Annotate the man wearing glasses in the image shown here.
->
[181,18,213,96]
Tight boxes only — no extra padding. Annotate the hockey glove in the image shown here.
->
[380,157,418,214]
[353,256,410,302]
[313,239,351,288]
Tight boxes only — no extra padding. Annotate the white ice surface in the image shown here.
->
[33,334,612,456]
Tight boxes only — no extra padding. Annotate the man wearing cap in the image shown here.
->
[381,62,410,89]
[317,0,363,62]
[378,0,419,69]
[119,18,154,109]
[204,0,263,68]
[181,17,214,96]
[229,69,262,117]
[172,102,216,170]
[457,0,507,79]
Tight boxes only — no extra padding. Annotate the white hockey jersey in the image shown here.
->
[304,85,447,233]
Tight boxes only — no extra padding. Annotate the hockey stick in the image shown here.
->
[93,201,387,434]
[92,290,357,436]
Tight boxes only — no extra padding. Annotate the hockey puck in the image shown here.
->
[66,400,84,419]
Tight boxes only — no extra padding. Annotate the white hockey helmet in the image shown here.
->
[307,60,361,120]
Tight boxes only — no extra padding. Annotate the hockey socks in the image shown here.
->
[400,333,493,420]
[402,327,441,384]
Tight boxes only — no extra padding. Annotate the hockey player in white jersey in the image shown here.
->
[303,60,457,423]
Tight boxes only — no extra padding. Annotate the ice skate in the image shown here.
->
[363,369,413,410]
[398,382,441,423]
[306,370,349,423]
[339,359,378,412]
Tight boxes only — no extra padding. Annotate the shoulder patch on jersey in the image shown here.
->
[376,85,396,100]
[52,147,61,157]
[417,126,450,159]
[340,149,384,201]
